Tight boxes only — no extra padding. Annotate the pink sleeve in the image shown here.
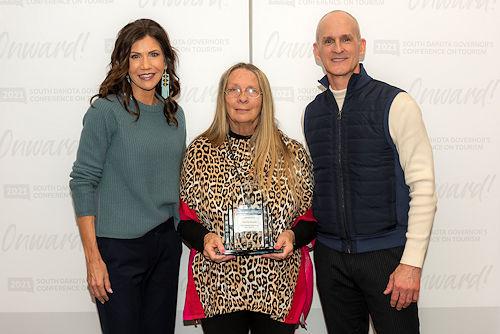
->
[179,200,199,222]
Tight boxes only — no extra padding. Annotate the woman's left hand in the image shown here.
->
[262,230,295,260]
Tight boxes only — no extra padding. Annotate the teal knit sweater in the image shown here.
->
[69,95,186,238]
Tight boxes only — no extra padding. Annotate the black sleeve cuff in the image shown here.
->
[177,219,210,252]
[291,220,317,249]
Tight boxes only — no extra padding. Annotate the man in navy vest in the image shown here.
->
[304,10,437,333]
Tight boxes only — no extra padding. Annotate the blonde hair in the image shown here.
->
[202,63,297,198]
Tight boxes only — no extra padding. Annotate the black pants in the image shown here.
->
[96,219,182,334]
[314,241,419,334]
[201,311,296,334]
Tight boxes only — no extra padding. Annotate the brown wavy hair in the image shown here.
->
[91,18,180,125]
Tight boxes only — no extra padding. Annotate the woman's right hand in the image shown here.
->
[86,255,112,304]
[76,216,113,304]
[203,233,235,263]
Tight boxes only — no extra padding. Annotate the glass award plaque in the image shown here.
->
[219,183,283,256]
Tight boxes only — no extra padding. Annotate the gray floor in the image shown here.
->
[0,307,498,334]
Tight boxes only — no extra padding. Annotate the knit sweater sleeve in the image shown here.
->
[389,92,437,268]
[69,99,117,217]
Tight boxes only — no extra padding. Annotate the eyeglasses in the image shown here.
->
[224,88,262,99]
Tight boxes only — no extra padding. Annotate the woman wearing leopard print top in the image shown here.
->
[178,63,316,334]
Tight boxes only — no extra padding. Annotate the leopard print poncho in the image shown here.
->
[180,131,313,322]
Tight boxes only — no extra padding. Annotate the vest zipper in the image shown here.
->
[337,109,351,253]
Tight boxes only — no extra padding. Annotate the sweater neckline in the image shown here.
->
[135,98,163,113]
[229,130,252,140]
[125,93,164,113]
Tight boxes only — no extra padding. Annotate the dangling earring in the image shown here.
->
[126,74,131,84]
[161,69,170,99]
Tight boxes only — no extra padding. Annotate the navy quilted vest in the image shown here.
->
[304,65,410,253]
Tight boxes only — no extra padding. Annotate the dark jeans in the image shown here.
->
[314,241,419,334]
[201,311,296,334]
[96,219,182,334]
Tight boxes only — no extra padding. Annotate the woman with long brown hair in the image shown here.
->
[69,19,185,334]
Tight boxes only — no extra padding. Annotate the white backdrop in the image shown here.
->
[1,1,499,333]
